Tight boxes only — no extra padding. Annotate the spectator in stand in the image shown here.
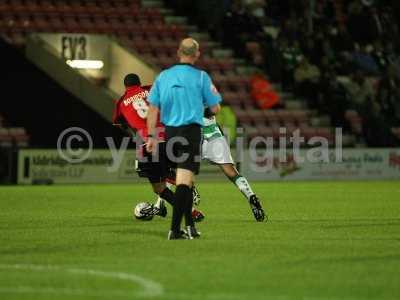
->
[302,37,321,65]
[368,6,385,40]
[347,1,373,45]
[280,38,303,90]
[244,0,267,21]
[321,39,337,68]
[264,38,283,83]
[344,70,375,110]
[371,40,389,72]
[331,26,354,54]
[384,42,400,70]
[360,94,399,147]
[279,13,303,42]
[294,56,321,108]
[352,44,379,75]
[222,0,264,56]
[195,0,231,38]
[319,71,350,130]
[377,65,400,124]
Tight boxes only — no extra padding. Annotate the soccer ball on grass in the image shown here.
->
[133,202,154,221]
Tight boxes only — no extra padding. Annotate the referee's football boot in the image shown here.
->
[186,226,201,239]
[249,195,266,222]
[167,230,189,240]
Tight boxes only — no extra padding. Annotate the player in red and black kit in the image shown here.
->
[113,73,204,221]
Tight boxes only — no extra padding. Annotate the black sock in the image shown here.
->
[185,188,194,227]
[159,188,174,206]
[171,185,190,232]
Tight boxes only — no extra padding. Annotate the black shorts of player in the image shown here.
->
[135,142,174,183]
[165,124,202,175]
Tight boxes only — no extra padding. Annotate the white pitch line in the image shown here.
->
[0,286,130,298]
[0,264,163,298]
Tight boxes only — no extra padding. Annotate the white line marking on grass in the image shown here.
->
[0,286,130,298]
[0,264,163,298]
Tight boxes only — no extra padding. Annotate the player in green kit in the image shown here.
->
[201,108,266,222]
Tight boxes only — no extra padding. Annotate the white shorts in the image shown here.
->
[201,136,234,165]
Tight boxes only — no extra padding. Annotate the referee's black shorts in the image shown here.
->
[165,124,202,175]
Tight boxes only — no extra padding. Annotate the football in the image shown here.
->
[133,202,154,221]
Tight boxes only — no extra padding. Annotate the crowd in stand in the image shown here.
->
[168,0,400,146]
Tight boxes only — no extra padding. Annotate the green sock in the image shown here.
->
[229,174,255,201]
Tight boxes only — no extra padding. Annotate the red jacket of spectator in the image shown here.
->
[250,75,280,109]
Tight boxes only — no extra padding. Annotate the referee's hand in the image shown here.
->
[146,137,157,153]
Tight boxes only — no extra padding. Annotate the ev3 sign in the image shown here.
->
[61,35,88,60]
[37,33,108,65]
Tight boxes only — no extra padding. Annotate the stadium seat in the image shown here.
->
[32,15,51,32]
[41,0,58,14]
[345,110,359,120]
[93,17,112,34]
[243,125,259,138]
[291,109,310,123]
[122,20,145,37]
[215,82,232,94]
[0,128,13,148]
[316,127,335,145]
[0,1,11,14]
[26,1,42,14]
[276,109,294,123]
[246,41,262,56]
[70,1,88,16]
[8,127,30,147]
[53,1,71,15]
[256,125,278,144]
[97,1,117,16]
[78,17,95,33]
[391,128,400,139]
[85,1,104,16]
[233,107,252,125]
[7,0,26,14]
[302,127,318,143]
[263,110,279,123]
[161,55,176,69]
[218,58,235,73]
[108,16,126,33]
[202,57,221,72]
[246,109,266,124]
[4,32,26,48]
[48,16,64,31]
[222,92,243,106]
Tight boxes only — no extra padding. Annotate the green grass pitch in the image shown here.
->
[0,181,400,300]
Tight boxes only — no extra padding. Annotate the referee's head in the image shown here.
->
[124,73,141,87]
[177,38,200,63]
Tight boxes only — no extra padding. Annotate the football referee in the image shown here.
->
[146,38,221,240]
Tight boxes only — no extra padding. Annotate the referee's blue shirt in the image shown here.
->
[148,64,221,126]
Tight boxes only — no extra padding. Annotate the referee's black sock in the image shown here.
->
[184,188,194,227]
[159,188,174,206]
[171,185,190,232]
